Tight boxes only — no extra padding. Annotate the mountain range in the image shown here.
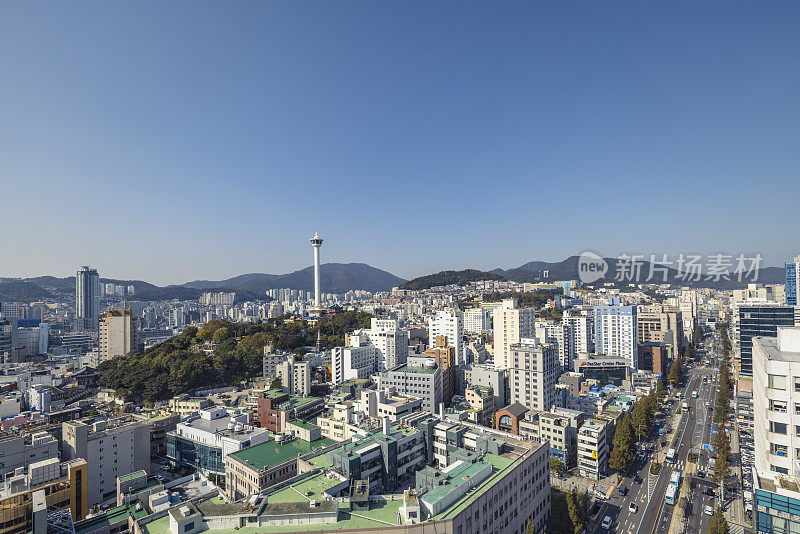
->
[0,256,785,303]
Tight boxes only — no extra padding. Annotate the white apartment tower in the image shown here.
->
[593,304,638,369]
[427,309,464,363]
[361,318,409,371]
[492,298,536,370]
[464,307,492,335]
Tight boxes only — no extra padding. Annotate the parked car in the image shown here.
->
[704,505,714,516]
[601,516,613,529]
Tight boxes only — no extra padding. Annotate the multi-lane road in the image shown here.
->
[590,355,723,534]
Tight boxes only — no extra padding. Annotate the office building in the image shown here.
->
[577,418,611,480]
[535,320,567,372]
[75,266,101,331]
[637,342,671,375]
[0,318,12,363]
[276,357,311,397]
[422,336,457,404]
[0,432,59,480]
[733,283,786,305]
[330,340,377,385]
[166,407,269,474]
[636,305,683,354]
[593,304,638,369]
[355,319,409,371]
[167,395,212,417]
[492,298,536,370]
[735,304,797,377]
[62,416,151,505]
[463,363,507,410]
[508,338,559,412]
[562,308,594,362]
[98,309,139,363]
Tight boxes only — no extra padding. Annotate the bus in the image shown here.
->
[665,483,678,505]
[666,448,676,464]
[670,470,681,486]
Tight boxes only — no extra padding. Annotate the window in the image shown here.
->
[770,443,788,456]
[769,374,787,390]
[771,421,788,434]
[794,377,800,392]
[770,400,788,413]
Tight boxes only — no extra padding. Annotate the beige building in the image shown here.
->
[99,309,139,363]
[62,416,150,505]
[636,304,683,354]
[168,395,212,417]
[509,339,558,412]
[465,385,494,426]
[492,298,536,370]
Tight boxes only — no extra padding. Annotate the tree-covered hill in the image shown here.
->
[399,269,506,291]
[98,311,371,402]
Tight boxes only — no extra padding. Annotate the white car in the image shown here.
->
[704,505,714,516]
[601,516,613,529]
[629,502,638,513]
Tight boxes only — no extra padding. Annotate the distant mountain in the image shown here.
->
[493,256,785,290]
[184,263,405,294]
[0,280,54,303]
[399,270,506,291]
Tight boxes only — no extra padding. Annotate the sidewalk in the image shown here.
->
[724,421,747,527]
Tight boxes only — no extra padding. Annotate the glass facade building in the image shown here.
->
[738,306,796,376]
[756,486,800,533]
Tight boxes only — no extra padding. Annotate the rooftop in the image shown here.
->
[227,437,335,471]
[265,472,343,503]
[391,365,437,375]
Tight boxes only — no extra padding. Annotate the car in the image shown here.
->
[629,502,638,513]
[601,516,613,529]
[594,490,607,500]
[697,470,705,478]
[634,475,643,484]
[704,505,714,516]
[706,487,715,497]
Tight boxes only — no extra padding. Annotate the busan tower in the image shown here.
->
[309,232,324,312]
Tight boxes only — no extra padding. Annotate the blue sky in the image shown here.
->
[2,2,799,284]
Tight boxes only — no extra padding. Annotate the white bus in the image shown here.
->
[669,470,681,486]
[666,448,677,463]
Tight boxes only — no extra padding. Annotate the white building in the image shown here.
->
[753,327,800,479]
[276,358,311,397]
[593,304,638,369]
[357,318,409,371]
[375,364,442,414]
[330,334,377,385]
[577,418,611,480]
[428,309,464,363]
[464,307,492,335]
[535,320,567,372]
[508,338,559,412]
[492,298,536,370]
[98,309,138,363]
[563,308,593,362]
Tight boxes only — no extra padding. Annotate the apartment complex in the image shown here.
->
[593,304,638,369]
[492,298,536,370]
[98,309,139,363]
[508,339,558,412]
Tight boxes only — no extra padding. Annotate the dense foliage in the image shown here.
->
[399,269,506,290]
[99,312,371,401]
[480,289,562,309]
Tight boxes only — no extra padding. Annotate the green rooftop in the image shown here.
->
[118,470,147,483]
[76,503,148,534]
[262,389,287,399]
[435,452,520,520]
[392,365,437,374]
[287,419,319,431]
[227,437,335,471]
[266,472,343,503]
[287,396,321,409]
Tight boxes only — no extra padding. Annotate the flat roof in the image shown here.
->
[227,437,335,471]
[118,470,147,483]
[266,472,342,503]
[392,365,437,374]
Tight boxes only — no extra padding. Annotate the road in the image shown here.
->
[590,354,722,533]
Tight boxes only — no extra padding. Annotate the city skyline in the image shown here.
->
[2,2,800,285]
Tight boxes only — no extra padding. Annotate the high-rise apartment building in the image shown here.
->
[98,308,139,363]
[636,305,684,355]
[508,339,558,412]
[562,308,594,361]
[535,320,567,372]
[359,318,409,371]
[427,309,464,363]
[75,266,100,331]
[492,298,536,370]
[593,304,638,369]
[463,307,492,335]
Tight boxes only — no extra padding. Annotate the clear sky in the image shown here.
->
[2,2,799,284]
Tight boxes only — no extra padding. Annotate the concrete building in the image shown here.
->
[427,309,464,363]
[166,407,269,474]
[535,320,567,372]
[99,309,139,363]
[62,416,151,505]
[637,342,671,376]
[752,327,800,479]
[577,418,611,480]
[733,283,786,305]
[76,266,101,331]
[492,298,536,370]
[375,364,442,414]
[0,431,59,480]
[463,363,507,411]
[464,385,494,426]
[508,338,559,412]
[464,307,492,335]
[562,308,594,362]
[422,337,457,405]
[636,305,683,354]
[330,336,377,385]
[593,304,638,369]
[168,395,212,417]
[787,254,800,306]
[355,319,409,372]
[276,357,311,397]
[0,458,87,534]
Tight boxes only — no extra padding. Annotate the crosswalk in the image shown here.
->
[728,521,745,534]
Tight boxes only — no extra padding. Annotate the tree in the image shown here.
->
[668,357,682,386]
[631,403,648,442]
[708,506,730,534]
[526,520,536,534]
[550,458,565,478]
[655,380,666,402]
[713,453,730,503]
[713,426,731,461]
[565,488,581,534]
[609,412,634,473]
[212,326,231,342]
[692,326,703,347]
[269,377,282,390]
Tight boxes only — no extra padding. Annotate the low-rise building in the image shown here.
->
[0,431,59,480]
[168,395,211,418]
[577,418,611,480]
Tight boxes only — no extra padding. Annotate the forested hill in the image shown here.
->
[98,311,371,402]
[399,269,506,290]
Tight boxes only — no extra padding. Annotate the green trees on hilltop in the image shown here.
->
[99,311,371,401]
